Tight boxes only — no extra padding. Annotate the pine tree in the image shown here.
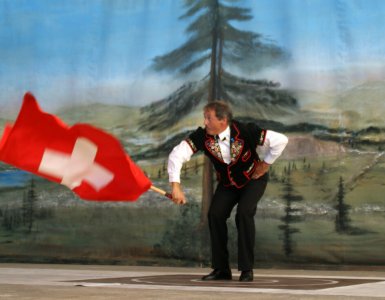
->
[2,206,22,231]
[144,0,292,131]
[278,176,303,257]
[335,176,351,233]
[144,0,294,225]
[23,179,37,233]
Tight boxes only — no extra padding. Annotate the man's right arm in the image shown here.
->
[168,140,194,204]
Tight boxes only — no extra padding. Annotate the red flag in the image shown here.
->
[0,92,152,201]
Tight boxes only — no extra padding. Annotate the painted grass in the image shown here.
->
[0,150,384,265]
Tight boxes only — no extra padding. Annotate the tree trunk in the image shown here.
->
[200,0,221,226]
[200,156,214,224]
[217,30,224,99]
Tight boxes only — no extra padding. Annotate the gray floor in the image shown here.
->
[1,263,385,299]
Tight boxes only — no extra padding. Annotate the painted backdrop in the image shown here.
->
[0,0,384,267]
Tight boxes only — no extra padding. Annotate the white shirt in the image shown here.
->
[168,127,288,183]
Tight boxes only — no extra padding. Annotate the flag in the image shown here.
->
[0,92,152,201]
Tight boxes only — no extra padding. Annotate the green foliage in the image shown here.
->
[159,200,210,264]
[333,175,373,235]
[0,151,383,265]
[141,0,295,131]
[278,175,304,257]
[22,180,37,233]
[1,206,22,231]
[1,179,54,233]
[152,0,288,74]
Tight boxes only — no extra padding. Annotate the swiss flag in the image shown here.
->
[0,92,152,201]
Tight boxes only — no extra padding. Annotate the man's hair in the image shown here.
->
[204,100,233,122]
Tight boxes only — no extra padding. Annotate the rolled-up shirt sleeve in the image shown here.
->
[168,140,194,183]
[257,130,288,164]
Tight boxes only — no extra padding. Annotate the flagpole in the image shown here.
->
[150,185,172,200]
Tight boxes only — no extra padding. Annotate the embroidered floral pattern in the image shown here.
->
[230,139,243,162]
[205,138,223,161]
[185,138,198,153]
[258,129,267,145]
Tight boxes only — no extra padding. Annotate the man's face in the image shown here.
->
[204,109,228,135]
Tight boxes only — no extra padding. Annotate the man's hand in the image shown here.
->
[171,182,187,205]
[251,161,270,179]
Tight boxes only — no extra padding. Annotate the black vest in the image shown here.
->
[186,120,267,188]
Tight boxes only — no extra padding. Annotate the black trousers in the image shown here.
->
[208,176,268,271]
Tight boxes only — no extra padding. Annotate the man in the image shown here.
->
[168,100,288,281]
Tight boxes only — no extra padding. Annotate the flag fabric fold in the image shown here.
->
[0,92,152,201]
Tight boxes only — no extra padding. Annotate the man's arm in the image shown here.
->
[252,130,288,179]
[168,140,194,204]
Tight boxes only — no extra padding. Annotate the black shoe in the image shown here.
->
[201,269,232,280]
[239,270,253,282]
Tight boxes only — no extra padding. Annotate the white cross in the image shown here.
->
[38,137,114,191]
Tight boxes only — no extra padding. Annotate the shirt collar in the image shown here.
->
[218,126,230,142]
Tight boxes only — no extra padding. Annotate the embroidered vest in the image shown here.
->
[185,120,267,188]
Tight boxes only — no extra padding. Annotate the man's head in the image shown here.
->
[203,100,233,135]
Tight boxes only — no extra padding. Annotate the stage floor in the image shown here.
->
[1,264,385,299]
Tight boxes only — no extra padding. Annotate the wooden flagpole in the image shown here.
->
[150,185,172,200]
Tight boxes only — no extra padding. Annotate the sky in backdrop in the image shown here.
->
[1,0,385,112]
